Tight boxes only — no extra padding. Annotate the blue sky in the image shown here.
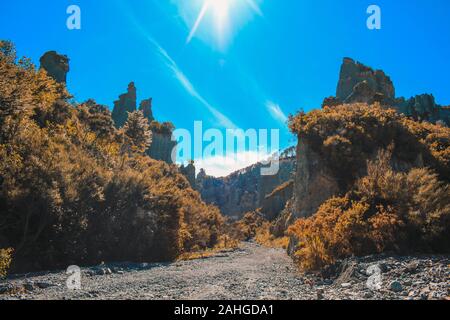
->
[1,0,450,176]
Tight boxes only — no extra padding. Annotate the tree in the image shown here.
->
[123,110,152,154]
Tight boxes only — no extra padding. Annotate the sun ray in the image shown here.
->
[186,0,211,44]
[184,0,263,47]
[245,0,263,16]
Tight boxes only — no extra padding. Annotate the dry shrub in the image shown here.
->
[231,211,289,249]
[289,103,450,188]
[232,211,266,241]
[288,150,450,271]
[254,223,289,249]
[0,41,229,272]
[0,248,13,278]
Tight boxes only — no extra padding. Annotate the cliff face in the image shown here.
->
[196,158,296,220]
[39,51,69,84]
[148,132,176,164]
[292,140,340,218]
[324,58,449,125]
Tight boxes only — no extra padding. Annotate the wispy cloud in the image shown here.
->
[148,37,236,128]
[265,100,288,124]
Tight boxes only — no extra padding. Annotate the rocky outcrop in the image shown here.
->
[260,180,294,221]
[110,83,176,164]
[139,98,154,123]
[336,57,395,103]
[112,82,137,128]
[39,51,69,84]
[292,140,340,218]
[324,58,449,125]
[180,162,196,187]
[196,158,296,220]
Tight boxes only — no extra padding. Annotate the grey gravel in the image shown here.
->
[0,242,448,300]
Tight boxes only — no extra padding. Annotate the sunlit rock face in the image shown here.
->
[324,58,449,126]
[39,51,70,84]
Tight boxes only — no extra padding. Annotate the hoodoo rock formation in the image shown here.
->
[139,98,155,123]
[323,58,450,125]
[112,82,138,128]
[39,51,70,84]
[111,83,176,164]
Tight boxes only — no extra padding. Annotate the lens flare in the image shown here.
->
[185,0,262,48]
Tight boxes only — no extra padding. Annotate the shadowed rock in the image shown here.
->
[39,51,69,84]
[139,98,154,123]
[324,58,449,125]
[112,82,137,128]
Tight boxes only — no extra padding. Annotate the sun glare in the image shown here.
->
[185,0,262,47]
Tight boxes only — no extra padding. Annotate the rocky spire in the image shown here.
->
[139,98,154,123]
[112,82,137,128]
[39,51,70,84]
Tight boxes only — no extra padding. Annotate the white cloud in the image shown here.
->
[149,37,237,129]
[195,150,272,177]
[265,100,288,124]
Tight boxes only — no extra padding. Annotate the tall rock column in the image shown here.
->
[139,98,155,123]
[112,82,137,128]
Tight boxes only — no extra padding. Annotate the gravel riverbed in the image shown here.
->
[1,242,448,300]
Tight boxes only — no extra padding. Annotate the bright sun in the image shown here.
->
[186,0,262,46]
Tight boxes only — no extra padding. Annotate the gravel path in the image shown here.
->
[1,242,448,300]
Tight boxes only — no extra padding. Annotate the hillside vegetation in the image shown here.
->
[287,104,450,271]
[0,41,228,274]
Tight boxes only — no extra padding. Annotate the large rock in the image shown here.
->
[39,51,70,84]
[112,82,137,128]
[336,57,395,103]
[324,58,449,126]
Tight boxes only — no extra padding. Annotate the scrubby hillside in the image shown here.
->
[0,41,228,274]
[287,103,450,271]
